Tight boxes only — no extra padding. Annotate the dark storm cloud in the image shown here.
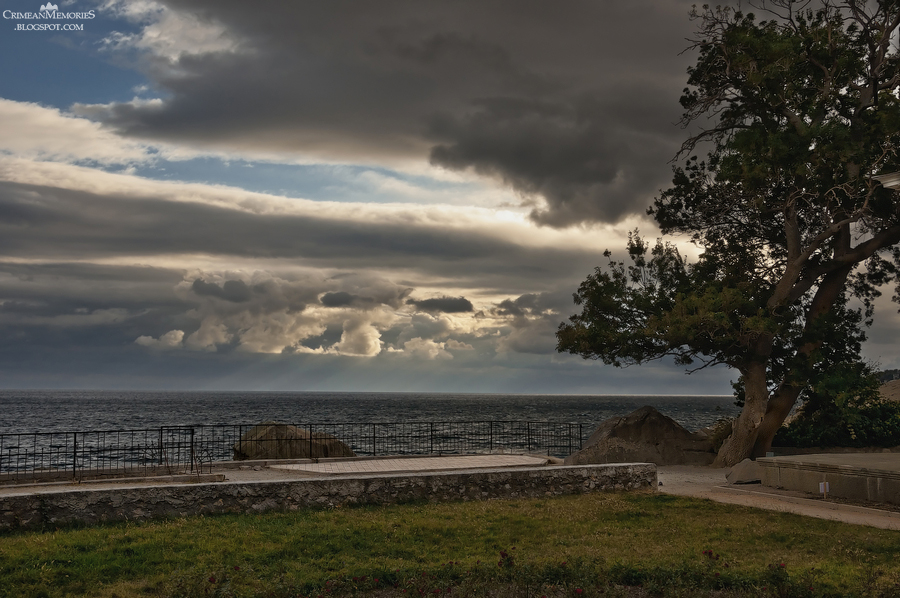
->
[494,293,542,317]
[320,291,379,309]
[0,262,195,349]
[406,296,474,313]
[318,287,412,310]
[84,0,698,226]
[191,278,252,302]
[428,91,682,226]
[492,291,576,354]
[320,291,359,307]
[0,262,186,314]
[0,180,606,292]
[493,291,570,319]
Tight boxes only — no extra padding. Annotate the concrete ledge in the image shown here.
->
[2,473,226,490]
[759,454,900,505]
[0,463,656,531]
[0,465,210,485]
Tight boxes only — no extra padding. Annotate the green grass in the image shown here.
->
[2,492,900,597]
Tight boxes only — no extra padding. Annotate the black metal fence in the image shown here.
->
[0,421,583,482]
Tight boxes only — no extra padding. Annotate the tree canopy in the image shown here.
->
[557,0,900,465]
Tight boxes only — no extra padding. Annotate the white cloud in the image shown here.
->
[0,99,152,165]
[402,337,453,360]
[233,310,328,354]
[135,329,185,349]
[98,0,243,62]
[184,318,232,352]
[330,319,384,357]
[354,169,520,208]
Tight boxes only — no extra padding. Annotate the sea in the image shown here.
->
[0,390,739,435]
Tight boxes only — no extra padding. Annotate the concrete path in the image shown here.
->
[658,465,900,531]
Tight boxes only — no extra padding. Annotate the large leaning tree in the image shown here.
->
[557,0,900,466]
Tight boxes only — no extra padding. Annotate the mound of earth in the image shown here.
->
[881,379,900,402]
[564,406,715,466]
[233,422,356,460]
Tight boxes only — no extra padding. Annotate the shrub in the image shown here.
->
[775,362,900,448]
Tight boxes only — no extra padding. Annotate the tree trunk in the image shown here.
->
[719,264,855,465]
[750,385,803,458]
[714,362,768,467]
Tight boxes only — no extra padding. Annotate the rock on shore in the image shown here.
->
[565,406,715,466]
[233,422,356,460]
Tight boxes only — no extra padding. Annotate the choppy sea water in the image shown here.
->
[0,391,739,435]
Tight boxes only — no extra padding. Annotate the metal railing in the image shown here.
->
[0,421,583,483]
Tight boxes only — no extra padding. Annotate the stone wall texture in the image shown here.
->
[0,463,656,531]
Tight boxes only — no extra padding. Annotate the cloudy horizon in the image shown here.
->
[1,0,896,394]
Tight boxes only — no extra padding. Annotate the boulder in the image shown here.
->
[725,458,761,484]
[233,422,356,460]
[564,406,715,466]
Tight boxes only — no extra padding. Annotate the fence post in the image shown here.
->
[526,422,531,452]
[72,431,77,479]
[190,428,195,473]
[372,423,377,456]
[489,421,493,453]
[309,424,314,460]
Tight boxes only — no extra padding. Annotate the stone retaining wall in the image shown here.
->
[0,463,655,531]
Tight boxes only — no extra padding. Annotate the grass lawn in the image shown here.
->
[1,491,899,597]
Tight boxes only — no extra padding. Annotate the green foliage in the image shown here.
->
[559,1,900,375]
[556,231,698,368]
[776,362,900,447]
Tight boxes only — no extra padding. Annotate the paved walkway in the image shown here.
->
[658,465,900,531]
[270,454,548,475]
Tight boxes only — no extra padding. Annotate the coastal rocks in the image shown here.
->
[233,422,356,460]
[564,406,715,466]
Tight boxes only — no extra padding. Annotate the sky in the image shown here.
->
[0,0,897,393]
